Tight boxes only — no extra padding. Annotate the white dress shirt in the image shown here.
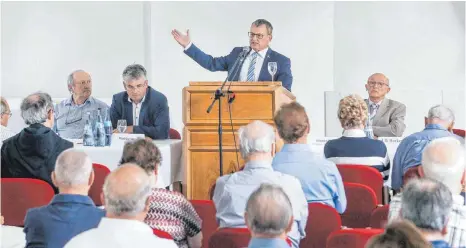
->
[239,47,269,82]
[1,125,15,141]
[128,96,146,126]
[65,217,177,248]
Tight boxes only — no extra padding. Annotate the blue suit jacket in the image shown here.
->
[23,194,105,248]
[110,86,170,139]
[184,44,293,91]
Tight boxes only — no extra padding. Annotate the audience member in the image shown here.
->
[245,183,294,248]
[213,120,308,248]
[0,96,15,141]
[119,139,202,248]
[365,220,431,248]
[65,164,177,247]
[272,102,346,213]
[388,137,466,247]
[1,92,73,192]
[391,104,463,191]
[324,94,390,181]
[398,178,453,248]
[364,73,406,137]
[23,149,105,248]
[110,64,170,139]
[54,70,108,139]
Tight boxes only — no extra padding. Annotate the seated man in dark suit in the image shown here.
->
[110,64,170,140]
[172,19,293,91]
[1,92,73,192]
[23,149,105,248]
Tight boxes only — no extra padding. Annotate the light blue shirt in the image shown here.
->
[391,124,464,190]
[273,144,347,214]
[213,160,308,248]
[248,237,290,248]
[54,96,109,139]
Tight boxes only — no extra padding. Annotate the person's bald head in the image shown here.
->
[238,120,275,160]
[102,163,151,219]
[421,137,465,195]
[365,73,391,101]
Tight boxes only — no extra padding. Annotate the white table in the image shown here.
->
[1,225,25,248]
[308,136,403,187]
[74,139,183,188]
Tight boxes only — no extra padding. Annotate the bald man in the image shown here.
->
[365,73,406,137]
[54,70,108,139]
[65,164,177,248]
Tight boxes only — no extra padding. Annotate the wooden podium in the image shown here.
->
[182,82,295,200]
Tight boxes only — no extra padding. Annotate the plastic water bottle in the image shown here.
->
[94,109,106,147]
[83,112,95,146]
[103,109,112,146]
[365,117,375,139]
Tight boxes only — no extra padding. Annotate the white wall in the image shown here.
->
[1,1,145,98]
[1,1,464,136]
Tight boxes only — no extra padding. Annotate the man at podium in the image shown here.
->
[172,19,293,91]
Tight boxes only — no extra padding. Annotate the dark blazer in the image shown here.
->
[184,44,293,91]
[110,86,170,139]
[365,98,406,137]
[24,194,105,248]
[1,123,73,193]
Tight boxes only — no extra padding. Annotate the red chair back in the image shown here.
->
[453,129,465,138]
[191,200,218,248]
[370,205,389,229]
[1,178,54,226]
[300,203,342,248]
[89,163,111,206]
[337,164,384,205]
[341,183,378,228]
[169,128,181,139]
[209,228,251,248]
[402,165,421,188]
[153,228,174,240]
[326,228,383,248]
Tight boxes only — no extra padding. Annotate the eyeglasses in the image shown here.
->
[75,80,92,86]
[1,112,12,118]
[368,81,389,88]
[248,32,267,40]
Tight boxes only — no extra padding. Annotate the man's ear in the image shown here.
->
[100,192,105,206]
[386,87,391,94]
[285,216,293,233]
[244,212,249,229]
[88,170,95,187]
[417,166,424,178]
[441,218,449,235]
[51,171,58,188]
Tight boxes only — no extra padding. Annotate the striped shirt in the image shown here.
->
[324,129,390,180]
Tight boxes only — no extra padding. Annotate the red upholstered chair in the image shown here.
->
[341,183,378,228]
[1,178,54,226]
[89,163,111,206]
[326,228,383,248]
[153,228,174,240]
[169,128,181,139]
[190,200,218,248]
[453,129,465,138]
[370,205,389,229]
[208,228,251,248]
[337,164,384,205]
[300,203,342,248]
[402,165,421,188]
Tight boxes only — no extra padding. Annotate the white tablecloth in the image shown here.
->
[75,139,183,188]
[1,225,25,248]
[308,136,403,187]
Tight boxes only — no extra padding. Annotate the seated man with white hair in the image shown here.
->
[391,104,464,191]
[23,149,105,248]
[397,178,454,248]
[388,137,466,247]
[245,183,295,248]
[65,164,177,248]
[213,120,308,248]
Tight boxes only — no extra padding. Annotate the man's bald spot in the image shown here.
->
[106,163,150,197]
[243,120,273,140]
[368,73,389,85]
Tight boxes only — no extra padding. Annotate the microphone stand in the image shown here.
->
[206,47,249,176]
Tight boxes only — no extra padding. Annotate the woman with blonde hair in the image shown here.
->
[324,94,390,181]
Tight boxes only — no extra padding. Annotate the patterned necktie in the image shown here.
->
[246,52,258,81]
[369,103,379,120]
